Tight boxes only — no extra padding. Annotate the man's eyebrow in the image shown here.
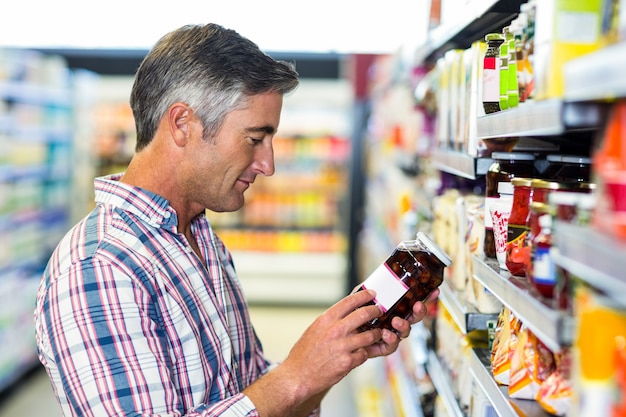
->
[245,125,276,135]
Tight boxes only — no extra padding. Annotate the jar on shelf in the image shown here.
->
[355,232,452,333]
[505,177,533,276]
[524,201,555,297]
[531,210,556,300]
[484,152,536,259]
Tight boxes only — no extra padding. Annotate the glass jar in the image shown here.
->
[524,202,553,289]
[531,210,556,300]
[356,232,452,332]
[530,179,563,204]
[484,152,536,259]
[505,177,533,276]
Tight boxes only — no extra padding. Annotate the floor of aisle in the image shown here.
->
[0,305,357,417]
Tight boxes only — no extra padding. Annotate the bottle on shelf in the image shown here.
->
[483,33,505,114]
[506,177,533,276]
[530,210,556,300]
[484,152,536,259]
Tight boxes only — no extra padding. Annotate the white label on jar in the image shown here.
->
[361,263,409,312]
[533,246,555,284]
[483,57,500,102]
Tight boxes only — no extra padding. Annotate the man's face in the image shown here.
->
[186,91,283,213]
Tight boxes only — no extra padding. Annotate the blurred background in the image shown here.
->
[2,0,626,416]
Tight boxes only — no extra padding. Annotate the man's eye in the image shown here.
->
[248,136,263,144]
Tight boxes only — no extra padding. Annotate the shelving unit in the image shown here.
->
[563,41,626,102]
[376,1,626,416]
[475,99,601,138]
[469,348,551,417]
[438,281,498,334]
[425,350,465,417]
[431,149,493,180]
[553,221,626,307]
[0,50,78,393]
[415,0,526,65]
[472,256,573,352]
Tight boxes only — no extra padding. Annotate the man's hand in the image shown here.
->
[363,287,440,358]
[243,289,383,416]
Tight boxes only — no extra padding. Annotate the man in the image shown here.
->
[34,23,438,416]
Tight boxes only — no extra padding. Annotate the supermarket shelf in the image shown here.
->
[0,81,72,106]
[439,281,498,334]
[471,256,573,352]
[431,149,493,180]
[564,41,626,102]
[426,351,465,417]
[470,348,552,417]
[553,221,626,307]
[414,0,524,64]
[476,99,602,139]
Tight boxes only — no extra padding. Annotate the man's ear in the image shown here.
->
[168,103,193,147]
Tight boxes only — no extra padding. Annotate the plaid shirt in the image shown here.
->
[35,175,315,416]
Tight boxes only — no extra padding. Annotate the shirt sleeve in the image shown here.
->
[37,256,260,417]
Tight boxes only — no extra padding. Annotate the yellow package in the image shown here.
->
[492,308,521,386]
[509,325,555,399]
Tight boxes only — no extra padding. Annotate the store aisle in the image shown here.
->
[0,305,357,417]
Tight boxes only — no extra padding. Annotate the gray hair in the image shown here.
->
[130,23,300,150]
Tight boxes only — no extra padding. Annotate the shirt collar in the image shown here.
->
[94,173,179,230]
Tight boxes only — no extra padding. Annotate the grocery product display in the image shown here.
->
[357,0,626,416]
[0,49,85,392]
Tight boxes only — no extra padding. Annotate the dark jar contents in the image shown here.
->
[484,152,536,259]
[505,177,533,276]
[355,232,451,333]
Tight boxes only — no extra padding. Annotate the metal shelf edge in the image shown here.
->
[476,99,565,139]
[554,221,626,305]
[432,149,479,179]
[426,351,465,417]
[471,256,570,352]
[564,42,626,102]
[470,348,554,417]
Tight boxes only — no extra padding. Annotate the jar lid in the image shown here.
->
[485,33,504,41]
[416,232,452,267]
[530,201,553,214]
[561,155,591,165]
[491,152,536,161]
[511,177,533,187]
[531,179,561,190]
[578,182,596,191]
